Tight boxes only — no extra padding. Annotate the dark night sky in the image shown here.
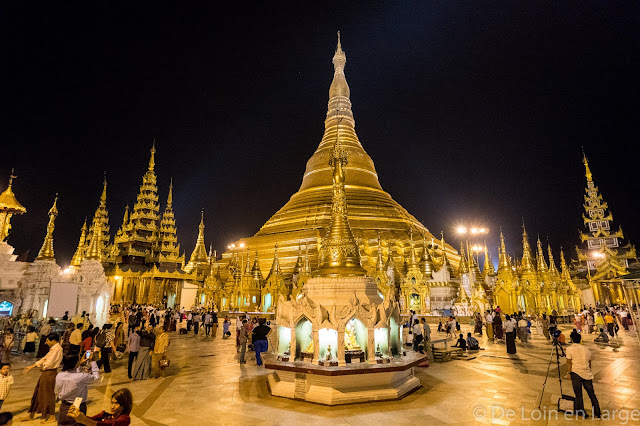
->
[1,2,638,266]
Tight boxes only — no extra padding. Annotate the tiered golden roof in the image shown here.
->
[185,210,209,273]
[157,180,184,265]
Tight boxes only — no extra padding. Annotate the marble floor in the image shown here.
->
[3,322,639,425]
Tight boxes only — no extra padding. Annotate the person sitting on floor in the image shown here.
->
[453,333,467,350]
[466,332,482,350]
[594,329,610,343]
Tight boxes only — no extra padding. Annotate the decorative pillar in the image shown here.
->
[312,330,319,362]
[367,328,375,363]
[290,327,297,360]
[337,329,346,366]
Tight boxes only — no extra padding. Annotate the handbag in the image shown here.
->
[159,356,170,368]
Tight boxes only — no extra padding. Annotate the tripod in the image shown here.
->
[538,339,565,409]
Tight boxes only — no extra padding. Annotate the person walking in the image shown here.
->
[504,315,517,355]
[96,324,116,374]
[238,320,249,364]
[133,326,154,380]
[517,316,528,344]
[127,328,140,380]
[151,326,169,378]
[604,312,615,337]
[193,312,201,336]
[211,312,219,338]
[565,331,601,418]
[204,312,212,337]
[252,318,271,366]
[474,312,483,335]
[55,354,100,425]
[485,311,494,342]
[24,333,63,422]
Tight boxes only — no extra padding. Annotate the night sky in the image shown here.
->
[1,2,638,266]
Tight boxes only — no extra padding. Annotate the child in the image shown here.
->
[23,326,38,357]
[223,317,231,338]
[0,363,13,410]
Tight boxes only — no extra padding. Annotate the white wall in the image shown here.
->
[48,281,78,318]
[179,282,199,310]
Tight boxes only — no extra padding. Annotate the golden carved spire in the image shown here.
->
[408,231,418,268]
[36,194,58,261]
[251,251,263,281]
[384,244,397,271]
[497,231,510,272]
[85,214,102,261]
[99,173,107,207]
[458,242,469,274]
[316,111,366,276]
[149,140,156,171]
[70,219,88,267]
[536,237,548,273]
[188,210,208,265]
[483,242,495,276]
[547,244,560,276]
[560,247,572,281]
[167,178,173,208]
[582,148,592,182]
[268,243,282,277]
[520,223,536,274]
[419,235,433,276]
[440,233,454,275]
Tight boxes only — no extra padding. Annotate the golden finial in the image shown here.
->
[497,230,510,271]
[458,241,469,274]
[483,242,495,276]
[0,169,27,242]
[149,140,156,171]
[521,222,535,273]
[99,172,107,207]
[582,147,592,182]
[167,179,173,208]
[251,250,263,280]
[536,236,548,272]
[269,242,282,276]
[316,126,365,276]
[376,232,385,271]
[547,243,559,275]
[36,194,58,261]
[70,219,88,267]
[122,205,129,226]
[188,209,208,265]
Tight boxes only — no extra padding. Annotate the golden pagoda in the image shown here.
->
[214,33,459,303]
[0,171,27,242]
[185,210,208,276]
[85,174,111,262]
[70,219,88,268]
[573,151,637,305]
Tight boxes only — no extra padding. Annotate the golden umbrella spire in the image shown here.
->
[188,209,208,265]
[70,219,88,267]
[559,247,572,281]
[316,109,366,276]
[99,173,107,207]
[497,230,510,272]
[0,169,27,242]
[376,233,385,272]
[458,242,469,275]
[36,194,58,261]
[408,230,418,268]
[483,242,495,276]
[536,236,548,273]
[149,139,156,171]
[419,235,433,276]
[268,243,282,276]
[440,233,454,276]
[547,243,560,276]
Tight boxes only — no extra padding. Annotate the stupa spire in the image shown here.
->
[582,148,592,182]
[0,169,27,242]
[188,210,208,265]
[149,140,156,171]
[560,247,572,281]
[497,231,510,272]
[536,236,548,273]
[36,194,58,261]
[408,231,418,268]
[70,219,88,267]
[99,173,107,207]
[419,235,433,276]
[458,242,469,275]
[85,214,102,261]
[548,243,560,276]
[316,109,366,276]
[251,250,263,280]
[376,233,385,272]
[268,243,282,276]
[521,223,536,273]
[483,242,495,276]
[440,233,454,275]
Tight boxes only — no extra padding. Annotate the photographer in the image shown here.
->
[55,353,100,425]
[565,331,601,419]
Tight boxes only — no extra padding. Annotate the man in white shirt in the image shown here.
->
[565,332,601,418]
[412,319,423,352]
[69,323,83,354]
[517,317,528,344]
[24,333,63,422]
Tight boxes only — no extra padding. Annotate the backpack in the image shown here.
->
[95,331,107,348]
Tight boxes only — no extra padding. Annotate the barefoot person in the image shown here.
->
[24,332,63,422]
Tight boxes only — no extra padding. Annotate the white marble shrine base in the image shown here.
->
[265,353,426,405]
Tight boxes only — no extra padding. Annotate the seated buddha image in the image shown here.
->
[344,321,361,350]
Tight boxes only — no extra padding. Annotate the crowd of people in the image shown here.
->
[0,303,275,424]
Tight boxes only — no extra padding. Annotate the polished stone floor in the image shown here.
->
[3,321,639,425]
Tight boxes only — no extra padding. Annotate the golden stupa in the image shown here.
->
[220,34,458,275]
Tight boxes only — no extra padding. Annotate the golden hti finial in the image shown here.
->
[547,242,560,276]
[85,214,102,261]
[582,147,592,182]
[149,140,156,171]
[497,230,510,271]
[458,241,469,274]
[536,236,548,272]
[268,242,282,276]
[188,209,208,265]
[36,194,58,261]
[520,222,536,273]
[559,247,572,280]
[99,172,107,207]
[0,169,27,242]
[70,219,88,267]
[483,242,495,276]
[167,178,173,208]
[420,234,433,276]
[316,119,365,276]
[439,232,454,275]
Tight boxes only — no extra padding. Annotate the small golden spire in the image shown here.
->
[384,244,396,271]
[440,233,454,275]
[36,194,58,261]
[70,219,88,267]
[408,230,418,267]
[167,178,173,208]
[536,236,548,272]
[149,140,156,171]
[316,115,365,276]
[483,242,495,276]
[188,209,208,265]
[582,148,592,182]
[303,244,312,274]
[99,172,107,207]
[458,242,469,274]
[520,223,536,273]
[497,230,510,271]
[376,233,385,272]
[85,215,102,261]
[560,247,572,280]
[268,243,282,276]
[547,243,560,276]
[419,235,433,276]
[251,250,263,281]
[0,169,27,242]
